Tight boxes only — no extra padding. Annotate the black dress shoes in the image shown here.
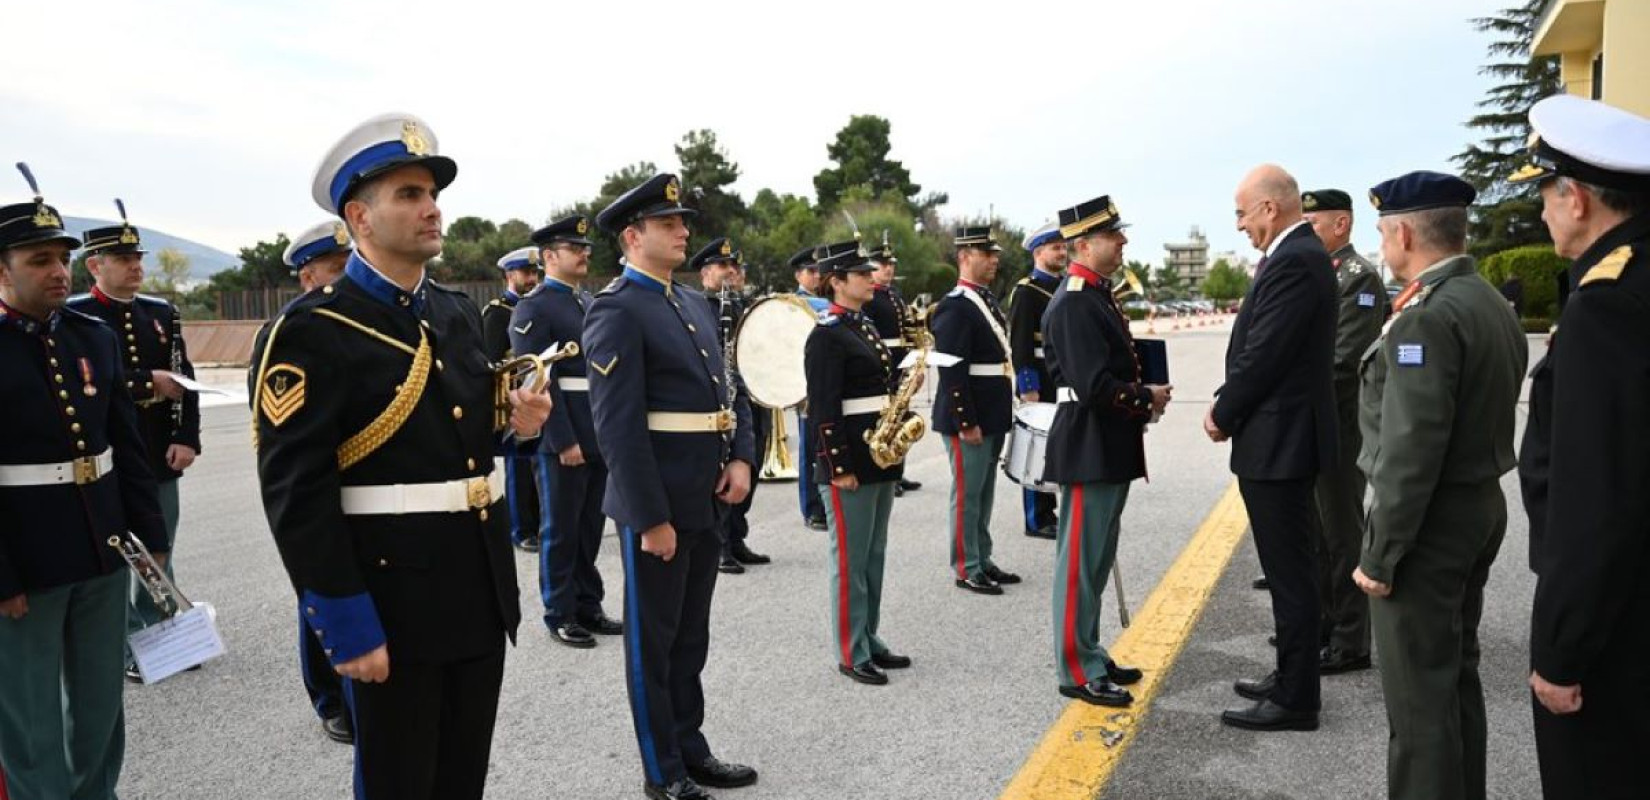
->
[984,565,1022,584]
[124,666,143,684]
[717,555,745,574]
[1105,661,1144,686]
[1319,647,1372,674]
[322,713,355,744]
[579,611,624,636]
[1220,699,1319,731]
[871,651,912,669]
[1233,672,1278,702]
[805,515,828,531]
[515,536,540,553]
[838,662,889,685]
[1251,575,1269,590]
[1059,678,1134,707]
[899,478,922,492]
[729,541,770,565]
[1025,524,1057,540]
[645,778,715,800]
[687,757,758,788]
[955,575,1004,595]
[550,622,597,649]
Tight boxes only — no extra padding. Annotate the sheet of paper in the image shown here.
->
[129,602,227,684]
[172,374,238,397]
[904,350,962,369]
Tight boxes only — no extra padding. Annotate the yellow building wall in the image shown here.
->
[1538,0,1650,117]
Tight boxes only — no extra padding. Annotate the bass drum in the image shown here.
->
[732,294,820,409]
[1002,402,1058,493]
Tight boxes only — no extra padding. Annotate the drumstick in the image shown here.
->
[1112,556,1130,628]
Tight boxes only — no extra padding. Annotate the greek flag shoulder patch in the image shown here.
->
[1396,343,1424,367]
[1357,292,1377,308]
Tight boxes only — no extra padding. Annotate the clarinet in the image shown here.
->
[169,309,184,432]
[718,283,738,437]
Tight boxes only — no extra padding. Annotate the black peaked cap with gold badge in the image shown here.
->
[952,225,1003,251]
[1301,189,1353,213]
[532,214,593,248]
[81,198,147,256]
[0,163,81,252]
[1057,195,1130,240]
[690,237,740,271]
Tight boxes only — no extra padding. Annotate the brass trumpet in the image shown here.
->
[1114,268,1145,301]
[493,341,579,431]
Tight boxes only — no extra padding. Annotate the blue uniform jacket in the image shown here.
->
[511,278,601,463]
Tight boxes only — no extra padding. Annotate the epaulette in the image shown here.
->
[945,287,964,298]
[485,298,504,308]
[598,275,628,296]
[282,282,345,317]
[1067,276,1085,292]
[1580,244,1635,287]
[819,314,841,327]
[1015,277,1031,287]
[134,293,174,308]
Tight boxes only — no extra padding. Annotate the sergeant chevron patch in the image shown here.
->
[261,364,307,426]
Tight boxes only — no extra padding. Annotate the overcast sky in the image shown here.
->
[2,0,1504,266]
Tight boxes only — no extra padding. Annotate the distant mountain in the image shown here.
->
[63,216,240,283]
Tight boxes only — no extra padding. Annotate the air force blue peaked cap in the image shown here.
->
[311,112,457,216]
[283,220,352,270]
[594,173,697,235]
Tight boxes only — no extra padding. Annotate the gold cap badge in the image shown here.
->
[401,120,430,156]
[576,218,588,235]
[333,223,349,245]
[664,181,680,203]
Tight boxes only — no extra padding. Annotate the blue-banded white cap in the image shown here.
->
[1022,220,1061,251]
[497,246,540,272]
[283,221,352,270]
[311,112,457,216]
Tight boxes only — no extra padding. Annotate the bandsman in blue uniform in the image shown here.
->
[254,220,355,744]
[253,113,549,800]
[805,241,914,685]
[1041,196,1167,707]
[510,214,623,649]
[862,238,921,498]
[790,246,829,530]
[931,226,1020,594]
[488,247,543,552]
[691,237,771,574]
[67,199,201,684]
[585,174,759,800]
[1511,95,1650,800]
[0,165,168,800]
[1007,220,1066,540]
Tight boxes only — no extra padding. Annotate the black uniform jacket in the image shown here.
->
[804,306,904,485]
[253,254,520,668]
[1041,265,1152,485]
[930,280,1014,436]
[512,279,601,464]
[0,303,167,597]
[1212,224,1338,480]
[863,284,908,371]
[66,288,201,481]
[1008,269,1060,396]
[582,266,755,534]
[481,289,520,362]
[1522,213,1650,684]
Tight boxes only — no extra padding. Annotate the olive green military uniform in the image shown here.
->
[1357,255,1527,800]
[1317,245,1387,660]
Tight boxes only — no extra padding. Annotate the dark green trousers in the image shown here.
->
[1370,480,1505,800]
[943,434,1003,581]
[1316,433,1371,656]
[820,481,896,668]
[0,570,127,800]
[1052,481,1131,687]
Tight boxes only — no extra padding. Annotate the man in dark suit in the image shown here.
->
[1206,164,1337,731]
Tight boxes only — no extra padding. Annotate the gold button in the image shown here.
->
[835,467,844,474]
[398,295,410,306]
[49,357,58,367]
[479,509,489,522]
[435,359,444,371]
[322,285,334,294]
[126,334,135,342]
[124,323,133,331]
[128,346,137,354]
[76,440,86,451]
[71,423,81,433]
[46,339,55,347]
[378,558,388,567]
[687,324,696,332]
[58,390,69,401]
[65,406,76,416]
[712,376,721,384]
[452,406,463,420]
[54,374,64,384]
[466,458,476,470]
[699,348,708,357]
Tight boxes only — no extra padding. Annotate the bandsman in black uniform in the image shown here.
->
[67,199,201,684]
[253,113,549,800]
[1299,188,1387,674]
[285,220,352,291]
[805,240,915,686]
[1041,196,1166,708]
[1008,220,1066,539]
[931,226,1020,594]
[0,166,167,800]
[510,214,623,649]
[1511,95,1650,800]
[862,237,921,498]
[488,246,543,552]
[691,237,771,575]
[790,246,829,530]
[585,174,759,800]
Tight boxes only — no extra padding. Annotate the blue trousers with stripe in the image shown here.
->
[1023,487,1057,534]
[503,454,541,546]
[535,454,608,627]
[796,410,824,522]
[619,525,720,785]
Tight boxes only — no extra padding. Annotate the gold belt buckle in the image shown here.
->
[714,408,734,432]
[466,476,491,510]
[73,456,101,485]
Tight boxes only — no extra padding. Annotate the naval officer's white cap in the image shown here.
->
[1508,94,1650,190]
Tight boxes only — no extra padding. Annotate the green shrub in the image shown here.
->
[1479,245,1568,320]
[1521,317,1554,334]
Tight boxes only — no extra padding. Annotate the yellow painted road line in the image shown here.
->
[999,481,1250,800]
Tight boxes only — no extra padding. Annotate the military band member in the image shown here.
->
[511,215,623,649]
[862,238,921,497]
[285,220,352,292]
[692,237,771,575]
[488,247,543,552]
[1510,95,1650,800]
[585,174,758,800]
[1299,188,1387,674]
[790,246,829,530]
[0,167,168,800]
[254,113,549,800]
[931,226,1020,594]
[805,241,914,685]
[1352,171,1526,800]
[1041,196,1165,707]
[67,200,201,683]
[1008,220,1066,540]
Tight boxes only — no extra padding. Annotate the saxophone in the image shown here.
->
[864,312,931,469]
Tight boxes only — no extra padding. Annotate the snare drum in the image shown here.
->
[1002,402,1058,493]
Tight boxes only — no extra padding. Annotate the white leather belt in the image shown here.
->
[1057,387,1079,403]
[558,377,589,392]
[842,395,889,416]
[1033,347,1046,359]
[0,450,115,487]
[340,469,505,515]
[968,363,1011,378]
[647,409,734,433]
[880,338,903,348]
